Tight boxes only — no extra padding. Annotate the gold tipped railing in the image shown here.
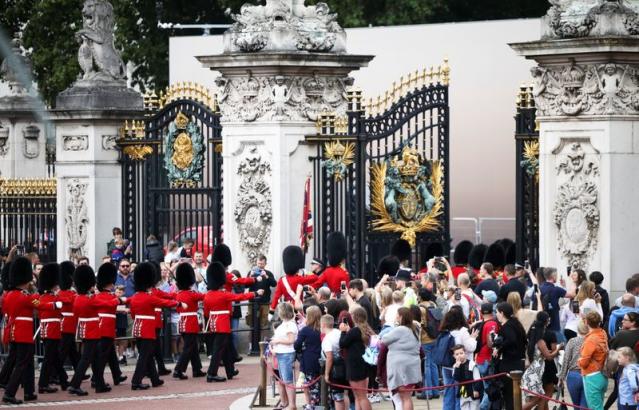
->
[315,111,349,136]
[145,82,218,112]
[0,178,57,197]
[516,83,535,109]
[362,57,450,117]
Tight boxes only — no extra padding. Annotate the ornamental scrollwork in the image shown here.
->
[552,141,600,271]
[163,111,205,188]
[370,146,444,247]
[122,145,153,161]
[322,140,354,182]
[520,140,540,183]
[234,146,272,265]
[65,179,89,261]
[543,0,639,39]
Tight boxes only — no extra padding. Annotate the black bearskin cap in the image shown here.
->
[207,262,226,290]
[283,246,305,275]
[468,244,488,270]
[59,261,75,291]
[150,261,161,286]
[1,261,12,291]
[327,232,347,267]
[97,263,118,291]
[498,238,514,252]
[212,244,232,268]
[176,263,196,290]
[391,239,412,263]
[133,262,156,292]
[453,240,473,266]
[38,263,60,293]
[424,242,444,261]
[377,255,400,278]
[73,265,96,294]
[485,242,506,269]
[9,256,33,288]
[505,242,516,265]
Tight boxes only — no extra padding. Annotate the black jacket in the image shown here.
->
[144,239,164,264]
[247,268,277,304]
[496,318,526,372]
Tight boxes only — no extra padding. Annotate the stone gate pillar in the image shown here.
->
[511,1,639,297]
[198,0,373,275]
[52,0,142,265]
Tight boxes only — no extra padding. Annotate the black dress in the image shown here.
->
[541,330,558,385]
[338,327,368,382]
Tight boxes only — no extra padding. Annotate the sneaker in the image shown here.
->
[368,393,382,403]
[382,393,392,401]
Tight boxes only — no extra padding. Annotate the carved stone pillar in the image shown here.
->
[198,0,373,275]
[511,0,639,298]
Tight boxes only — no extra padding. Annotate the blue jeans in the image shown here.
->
[554,329,567,344]
[276,352,296,384]
[419,342,439,398]
[442,367,460,410]
[230,318,239,349]
[476,361,490,410]
[566,370,588,408]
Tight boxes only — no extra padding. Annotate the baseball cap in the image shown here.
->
[482,290,497,303]
[480,302,494,314]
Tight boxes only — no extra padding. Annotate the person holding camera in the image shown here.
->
[493,302,526,410]
[247,255,276,328]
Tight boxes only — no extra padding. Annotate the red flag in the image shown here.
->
[300,176,313,253]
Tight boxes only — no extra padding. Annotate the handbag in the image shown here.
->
[330,356,347,382]
[552,389,568,410]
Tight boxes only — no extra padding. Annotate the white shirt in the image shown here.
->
[321,328,342,358]
[382,303,402,327]
[272,320,298,354]
[164,251,179,264]
[447,296,470,319]
[451,327,477,361]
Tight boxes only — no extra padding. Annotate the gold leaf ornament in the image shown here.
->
[323,140,355,181]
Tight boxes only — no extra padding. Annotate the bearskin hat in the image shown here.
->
[468,244,488,270]
[485,242,506,270]
[176,263,196,290]
[59,261,75,291]
[73,264,96,294]
[38,263,60,293]
[9,256,33,288]
[212,244,232,268]
[505,242,516,265]
[327,232,347,267]
[391,239,412,263]
[133,262,156,292]
[424,242,444,261]
[150,261,162,286]
[207,262,226,291]
[498,238,514,252]
[1,261,12,291]
[453,240,473,266]
[377,255,400,278]
[283,246,305,275]
[97,262,118,291]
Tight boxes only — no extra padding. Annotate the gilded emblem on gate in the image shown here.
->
[322,140,355,182]
[370,146,443,247]
[164,111,205,188]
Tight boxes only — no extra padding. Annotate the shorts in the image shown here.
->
[330,387,345,402]
[171,323,179,337]
[275,352,296,384]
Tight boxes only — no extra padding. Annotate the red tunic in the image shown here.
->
[451,266,467,281]
[74,294,119,340]
[129,291,179,339]
[224,272,255,292]
[312,266,349,294]
[58,289,77,335]
[176,290,204,334]
[150,288,175,330]
[204,289,254,334]
[270,274,318,311]
[95,291,118,339]
[39,292,62,340]
[3,289,56,344]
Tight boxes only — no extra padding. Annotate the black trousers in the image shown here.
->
[175,333,202,375]
[39,338,68,388]
[153,328,167,371]
[0,342,16,385]
[132,338,159,386]
[207,333,233,378]
[4,342,34,398]
[70,339,105,389]
[59,333,80,369]
[99,337,123,383]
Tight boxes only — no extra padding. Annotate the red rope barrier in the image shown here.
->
[521,387,590,410]
[264,358,322,391]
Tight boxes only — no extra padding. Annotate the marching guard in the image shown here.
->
[149,264,175,376]
[312,232,349,294]
[58,261,80,371]
[270,245,317,316]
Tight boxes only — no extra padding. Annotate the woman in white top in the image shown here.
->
[508,291,541,333]
[576,281,603,317]
[270,303,298,410]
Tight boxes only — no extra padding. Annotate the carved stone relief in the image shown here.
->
[0,124,9,157]
[531,62,639,117]
[101,134,118,150]
[65,178,89,261]
[543,0,639,39]
[63,135,89,151]
[22,125,40,159]
[234,145,272,265]
[215,74,352,122]
[552,140,600,270]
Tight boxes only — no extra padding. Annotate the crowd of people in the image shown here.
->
[0,229,638,410]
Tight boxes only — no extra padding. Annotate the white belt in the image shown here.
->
[78,317,99,322]
[134,315,155,320]
[98,313,116,319]
[40,318,60,323]
[154,308,162,312]
[15,317,33,322]
[61,312,74,317]
[208,311,230,315]
[179,312,198,317]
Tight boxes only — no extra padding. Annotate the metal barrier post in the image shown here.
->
[258,341,268,406]
[319,358,328,409]
[162,308,172,361]
[249,301,261,356]
[510,371,523,410]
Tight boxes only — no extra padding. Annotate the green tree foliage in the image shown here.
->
[0,0,549,107]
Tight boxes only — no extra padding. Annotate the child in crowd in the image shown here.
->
[452,344,483,410]
[616,346,639,410]
[294,305,322,410]
[271,302,298,410]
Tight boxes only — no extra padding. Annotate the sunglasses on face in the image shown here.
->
[120,265,130,268]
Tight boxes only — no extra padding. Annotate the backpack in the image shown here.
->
[362,334,380,366]
[471,319,500,354]
[462,293,481,324]
[425,306,443,339]
[433,330,455,367]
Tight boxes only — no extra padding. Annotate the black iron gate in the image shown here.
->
[514,85,539,269]
[310,60,451,282]
[118,84,223,260]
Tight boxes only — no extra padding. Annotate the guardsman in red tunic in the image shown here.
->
[205,262,262,382]
[212,244,261,292]
[149,264,175,376]
[1,257,62,405]
[312,232,350,294]
[173,263,206,379]
[37,263,68,394]
[128,263,182,391]
[94,263,127,387]
[57,261,80,371]
[68,265,124,397]
[270,246,317,315]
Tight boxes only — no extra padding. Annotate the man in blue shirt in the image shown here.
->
[540,267,575,343]
[114,259,135,364]
[609,293,639,337]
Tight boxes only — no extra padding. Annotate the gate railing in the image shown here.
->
[0,178,57,262]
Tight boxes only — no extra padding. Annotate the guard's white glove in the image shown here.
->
[268,313,274,322]
[54,301,63,309]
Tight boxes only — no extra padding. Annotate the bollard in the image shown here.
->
[319,358,328,409]
[258,341,268,407]
[249,301,261,356]
[510,370,523,410]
